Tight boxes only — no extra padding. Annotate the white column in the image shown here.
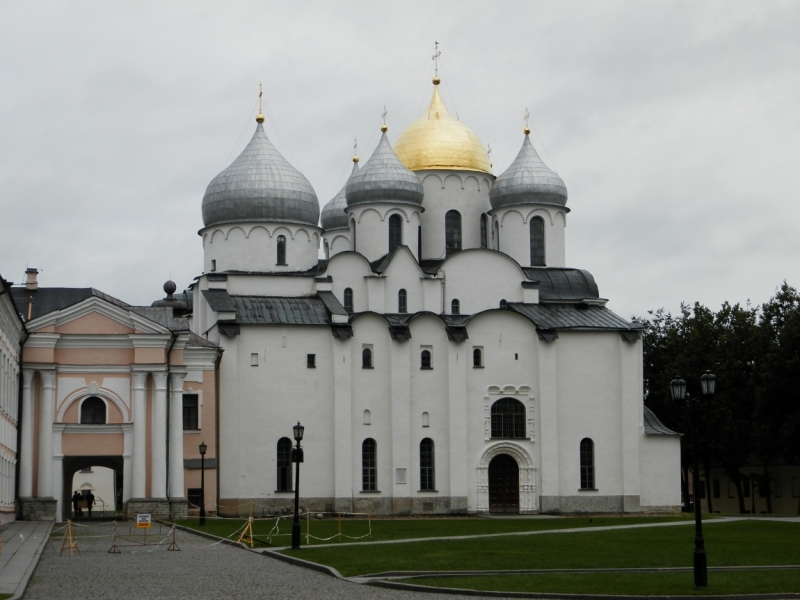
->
[131,371,148,498]
[122,424,133,503]
[151,372,169,498]
[19,369,34,497]
[168,372,186,498]
[390,339,411,502]
[447,343,469,511]
[332,337,353,510]
[36,369,56,498]
[537,338,560,513]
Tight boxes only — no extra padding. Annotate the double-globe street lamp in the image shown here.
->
[670,371,716,589]
[291,421,305,550]
[199,441,207,526]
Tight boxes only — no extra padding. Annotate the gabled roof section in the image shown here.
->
[643,406,680,436]
[17,290,171,334]
[11,287,131,322]
[370,246,425,277]
[522,268,600,301]
[317,291,348,316]
[507,303,632,331]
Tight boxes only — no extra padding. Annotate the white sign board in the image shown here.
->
[136,513,152,529]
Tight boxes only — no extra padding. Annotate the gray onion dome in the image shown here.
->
[202,123,320,227]
[490,134,568,209]
[320,160,359,231]
[345,132,423,206]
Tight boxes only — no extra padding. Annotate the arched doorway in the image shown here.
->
[62,456,123,520]
[489,454,519,513]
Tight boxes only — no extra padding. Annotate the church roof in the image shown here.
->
[394,80,491,173]
[490,134,568,209]
[201,123,320,228]
[521,268,599,301]
[231,296,330,325]
[643,406,680,436]
[320,160,358,231]
[345,132,423,206]
[507,303,633,331]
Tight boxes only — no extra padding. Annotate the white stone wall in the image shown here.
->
[345,204,421,263]
[0,290,22,522]
[417,171,494,260]
[201,222,322,274]
[492,205,567,268]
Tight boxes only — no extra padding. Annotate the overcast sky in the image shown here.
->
[1,1,798,320]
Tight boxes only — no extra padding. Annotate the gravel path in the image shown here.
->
[24,522,507,599]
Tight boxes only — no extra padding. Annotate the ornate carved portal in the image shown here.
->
[477,441,537,514]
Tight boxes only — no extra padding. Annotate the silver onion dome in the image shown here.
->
[202,123,320,228]
[345,132,423,207]
[320,160,359,231]
[490,134,568,209]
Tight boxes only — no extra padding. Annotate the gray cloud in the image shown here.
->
[1,0,798,319]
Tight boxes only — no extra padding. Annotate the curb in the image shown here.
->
[10,521,54,600]
[367,579,800,600]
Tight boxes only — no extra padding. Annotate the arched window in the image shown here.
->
[422,411,430,427]
[473,348,483,368]
[389,214,403,252]
[276,235,287,265]
[499,299,507,309]
[451,299,460,315]
[80,397,106,424]
[530,216,545,266]
[277,437,292,491]
[480,214,488,248]
[351,219,357,252]
[363,409,371,425]
[493,220,500,250]
[398,289,407,314]
[324,240,330,259]
[362,438,377,491]
[490,398,526,439]
[344,288,353,313]
[420,438,435,491]
[420,349,432,369]
[445,210,462,256]
[362,347,373,368]
[580,438,595,489]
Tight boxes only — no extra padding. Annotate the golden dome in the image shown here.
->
[393,81,491,173]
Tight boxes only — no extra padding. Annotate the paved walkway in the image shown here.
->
[0,521,52,598]
[23,522,512,600]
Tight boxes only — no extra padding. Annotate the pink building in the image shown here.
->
[12,270,220,521]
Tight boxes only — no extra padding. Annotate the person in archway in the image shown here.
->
[71,490,82,517]
[86,490,95,518]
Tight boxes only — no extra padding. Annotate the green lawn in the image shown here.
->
[176,514,691,547]
[408,570,800,596]
[283,520,800,576]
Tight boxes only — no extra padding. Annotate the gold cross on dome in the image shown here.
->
[432,41,441,77]
[524,108,530,127]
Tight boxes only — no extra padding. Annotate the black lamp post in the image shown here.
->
[199,441,207,526]
[670,371,716,589]
[290,421,305,550]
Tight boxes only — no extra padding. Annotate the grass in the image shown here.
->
[408,570,800,596]
[283,520,800,576]
[176,514,691,548]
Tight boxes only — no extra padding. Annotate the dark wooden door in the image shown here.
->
[489,454,519,513]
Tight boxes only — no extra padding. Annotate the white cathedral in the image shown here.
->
[194,74,681,516]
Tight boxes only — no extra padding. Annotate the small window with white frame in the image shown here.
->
[420,346,432,370]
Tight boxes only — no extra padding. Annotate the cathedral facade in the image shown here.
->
[195,76,681,515]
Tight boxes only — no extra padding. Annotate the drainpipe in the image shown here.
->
[163,332,177,498]
[214,349,222,515]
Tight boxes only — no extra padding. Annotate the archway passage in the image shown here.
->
[62,455,123,521]
[489,454,519,513]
